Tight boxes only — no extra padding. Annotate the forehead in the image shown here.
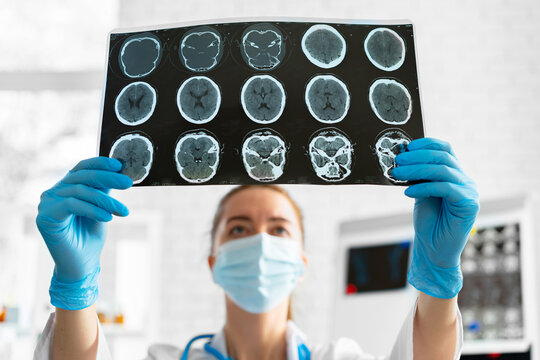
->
[222,187,298,221]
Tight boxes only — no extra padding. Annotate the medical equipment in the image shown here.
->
[180,334,311,360]
[457,195,539,359]
[333,195,540,359]
[345,242,410,294]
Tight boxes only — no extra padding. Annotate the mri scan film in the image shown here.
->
[364,28,405,71]
[369,79,412,125]
[99,19,423,185]
[242,129,287,182]
[179,26,224,72]
[374,129,412,184]
[308,128,353,182]
[109,133,154,184]
[301,24,346,68]
[177,76,221,124]
[119,33,162,78]
[305,75,350,124]
[240,23,286,70]
[175,130,220,183]
[241,75,286,124]
[114,82,157,126]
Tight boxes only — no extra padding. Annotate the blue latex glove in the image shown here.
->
[36,157,132,310]
[392,138,480,299]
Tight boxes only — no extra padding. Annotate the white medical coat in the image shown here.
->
[33,298,463,360]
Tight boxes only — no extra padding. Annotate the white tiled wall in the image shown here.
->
[106,0,540,352]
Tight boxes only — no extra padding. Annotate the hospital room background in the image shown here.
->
[1,0,540,359]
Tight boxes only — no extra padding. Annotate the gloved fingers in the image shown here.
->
[61,169,133,190]
[70,157,123,173]
[391,164,468,184]
[60,197,114,222]
[39,197,113,223]
[394,149,461,170]
[406,138,456,157]
[403,182,470,204]
[101,188,111,195]
[54,184,129,217]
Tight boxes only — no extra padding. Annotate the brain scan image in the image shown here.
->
[241,75,286,124]
[115,82,157,126]
[305,75,350,123]
[374,129,412,184]
[179,26,224,72]
[119,34,162,78]
[240,23,286,70]
[364,28,405,71]
[301,24,346,68]
[369,79,412,125]
[109,133,153,184]
[242,129,286,182]
[175,130,220,183]
[177,76,221,124]
[308,128,353,182]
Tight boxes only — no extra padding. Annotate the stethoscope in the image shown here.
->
[180,334,311,360]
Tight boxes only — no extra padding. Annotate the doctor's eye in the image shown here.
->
[274,226,289,236]
[229,225,246,236]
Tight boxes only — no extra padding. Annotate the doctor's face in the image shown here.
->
[211,187,303,254]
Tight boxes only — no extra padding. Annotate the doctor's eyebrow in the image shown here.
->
[268,216,292,223]
[225,215,292,224]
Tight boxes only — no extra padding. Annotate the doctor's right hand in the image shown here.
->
[36,157,132,310]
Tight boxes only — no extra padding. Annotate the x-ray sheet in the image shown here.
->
[98,18,424,186]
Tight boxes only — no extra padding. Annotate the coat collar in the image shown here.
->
[209,320,308,360]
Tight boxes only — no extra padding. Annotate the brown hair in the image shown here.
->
[210,184,304,321]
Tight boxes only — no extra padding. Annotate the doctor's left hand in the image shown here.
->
[391,138,480,299]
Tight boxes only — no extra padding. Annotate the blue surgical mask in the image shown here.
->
[211,232,305,314]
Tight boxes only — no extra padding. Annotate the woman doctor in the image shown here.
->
[33,137,479,360]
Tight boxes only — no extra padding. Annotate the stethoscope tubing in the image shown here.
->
[180,334,311,360]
